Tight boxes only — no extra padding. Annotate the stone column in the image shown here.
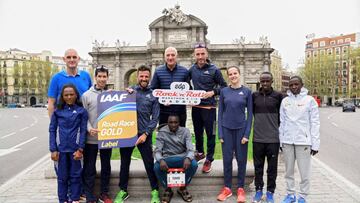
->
[151,29,156,44]
[239,52,245,85]
[114,55,121,90]
[199,27,204,42]
[159,28,164,44]
[263,52,270,71]
[192,27,196,42]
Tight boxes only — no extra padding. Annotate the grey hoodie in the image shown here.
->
[81,85,107,144]
[154,125,194,162]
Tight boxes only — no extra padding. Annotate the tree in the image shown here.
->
[300,52,338,104]
[350,47,360,98]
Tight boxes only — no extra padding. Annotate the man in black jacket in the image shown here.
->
[252,72,284,203]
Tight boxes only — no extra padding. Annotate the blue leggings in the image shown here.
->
[54,152,82,203]
[222,127,248,188]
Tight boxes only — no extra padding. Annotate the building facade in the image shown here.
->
[304,32,360,103]
[89,5,274,91]
[270,50,283,91]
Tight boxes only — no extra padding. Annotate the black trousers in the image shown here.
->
[192,107,216,162]
[253,142,280,193]
[118,135,158,191]
[159,112,187,127]
[82,144,112,201]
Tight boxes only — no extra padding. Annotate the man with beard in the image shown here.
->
[252,72,283,203]
[114,65,160,203]
[188,43,227,173]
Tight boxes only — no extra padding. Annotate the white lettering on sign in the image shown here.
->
[152,82,206,105]
[100,93,128,103]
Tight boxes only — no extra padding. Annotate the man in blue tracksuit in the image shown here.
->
[114,65,160,203]
[189,44,227,173]
[150,47,189,127]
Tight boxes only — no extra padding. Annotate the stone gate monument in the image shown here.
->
[89,4,274,90]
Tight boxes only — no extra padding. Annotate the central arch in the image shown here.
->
[124,69,137,88]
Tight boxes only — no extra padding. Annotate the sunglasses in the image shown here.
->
[66,56,78,59]
[96,65,108,70]
[194,43,207,49]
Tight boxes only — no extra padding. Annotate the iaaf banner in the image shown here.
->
[152,82,206,105]
[97,91,137,149]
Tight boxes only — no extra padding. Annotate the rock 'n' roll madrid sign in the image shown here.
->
[152,82,206,105]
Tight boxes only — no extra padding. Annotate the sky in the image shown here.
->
[0,0,359,71]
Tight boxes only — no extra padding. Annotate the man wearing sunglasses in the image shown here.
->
[47,49,92,117]
[189,44,227,173]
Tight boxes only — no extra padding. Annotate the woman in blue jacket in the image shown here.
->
[49,83,88,203]
[217,66,253,203]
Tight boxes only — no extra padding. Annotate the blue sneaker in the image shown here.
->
[281,194,296,203]
[252,190,263,203]
[266,191,274,203]
[297,197,306,203]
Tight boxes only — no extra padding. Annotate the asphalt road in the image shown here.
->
[0,107,49,186]
[318,107,360,186]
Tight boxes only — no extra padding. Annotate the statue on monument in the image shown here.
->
[92,39,100,51]
[162,4,188,25]
[259,36,270,48]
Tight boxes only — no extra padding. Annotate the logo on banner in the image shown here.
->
[97,91,138,149]
[152,82,206,105]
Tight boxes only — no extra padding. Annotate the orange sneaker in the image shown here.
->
[217,187,232,201]
[237,188,246,203]
[202,160,212,173]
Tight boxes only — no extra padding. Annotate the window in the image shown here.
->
[343,87,347,93]
[313,51,318,57]
[335,62,340,69]
[313,42,319,48]
[338,39,344,44]
[345,38,351,43]
[343,62,347,69]
[327,49,332,55]
[343,70,347,76]
[342,80,347,85]
[335,47,340,55]
[320,41,326,47]
[306,43,312,49]
[320,80,324,85]
[335,70,339,76]
[343,46,348,54]
[306,52,311,58]
[330,40,336,45]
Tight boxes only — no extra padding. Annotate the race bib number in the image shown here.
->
[167,168,185,187]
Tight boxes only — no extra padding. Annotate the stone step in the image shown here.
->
[45,160,254,198]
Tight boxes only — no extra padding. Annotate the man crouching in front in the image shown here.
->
[154,115,198,203]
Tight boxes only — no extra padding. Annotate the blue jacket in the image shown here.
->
[133,85,160,136]
[218,86,253,139]
[49,104,88,152]
[189,63,227,106]
[150,63,189,114]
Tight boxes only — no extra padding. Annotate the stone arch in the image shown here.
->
[30,96,36,106]
[124,69,137,88]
